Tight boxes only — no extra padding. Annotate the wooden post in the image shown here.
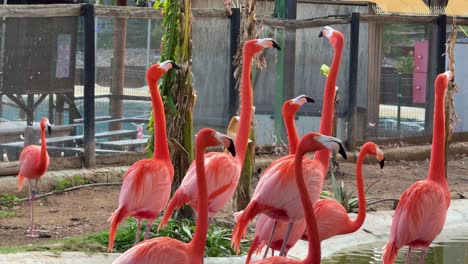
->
[424,15,446,135]
[228,8,240,119]
[346,12,360,149]
[82,3,96,169]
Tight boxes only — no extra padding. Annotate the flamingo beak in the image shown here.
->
[379,157,385,169]
[47,126,52,135]
[338,143,347,160]
[226,138,236,157]
[170,62,180,70]
[319,30,324,38]
[271,40,281,51]
[305,96,315,103]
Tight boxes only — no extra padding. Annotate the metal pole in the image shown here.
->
[82,3,96,169]
[397,73,402,132]
[346,12,360,148]
[145,0,152,70]
[228,8,240,119]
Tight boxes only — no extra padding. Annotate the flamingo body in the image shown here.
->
[18,145,49,189]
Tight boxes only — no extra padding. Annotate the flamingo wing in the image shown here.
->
[113,237,191,264]
[18,145,49,179]
[388,180,450,250]
[313,199,349,241]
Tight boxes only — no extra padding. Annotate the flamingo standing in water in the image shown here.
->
[108,61,179,251]
[252,133,347,264]
[112,129,236,264]
[382,71,453,264]
[17,117,52,237]
[308,141,385,242]
[245,95,314,261]
[231,26,344,256]
[158,38,280,228]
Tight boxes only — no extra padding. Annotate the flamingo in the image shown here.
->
[231,26,344,256]
[158,38,280,229]
[17,117,52,237]
[304,141,385,242]
[245,95,314,261]
[108,61,179,251]
[112,128,236,264]
[252,133,347,264]
[382,71,453,264]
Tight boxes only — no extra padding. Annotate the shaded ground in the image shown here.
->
[0,153,467,248]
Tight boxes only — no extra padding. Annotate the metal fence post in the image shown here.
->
[228,8,240,119]
[346,12,360,149]
[82,3,96,169]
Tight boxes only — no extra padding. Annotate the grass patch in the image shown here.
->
[0,194,21,209]
[0,218,250,257]
[0,210,15,219]
[54,176,93,191]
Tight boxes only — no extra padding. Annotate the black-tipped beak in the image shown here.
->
[319,30,324,38]
[170,62,180,70]
[305,96,315,103]
[338,143,347,160]
[272,40,281,51]
[226,138,236,157]
[379,158,385,169]
[47,126,52,135]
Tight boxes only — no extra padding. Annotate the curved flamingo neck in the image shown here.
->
[295,147,321,264]
[283,106,299,154]
[314,39,343,177]
[235,48,255,166]
[428,77,447,183]
[149,75,171,163]
[39,126,48,170]
[190,137,209,258]
[348,145,369,232]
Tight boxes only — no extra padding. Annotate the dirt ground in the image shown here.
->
[0,153,467,248]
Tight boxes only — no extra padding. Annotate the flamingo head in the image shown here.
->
[146,60,180,85]
[299,132,347,160]
[40,117,52,135]
[245,38,281,54]
[196,128,236,157]
[283,95,314,118]
[435,70,453,95]
[362,142,385,169]
[319,26,344,49]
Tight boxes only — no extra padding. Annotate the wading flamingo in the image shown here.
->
[252,133,347,264]
[112,129,236,264]
[17,117,52,237]
[308,141,385,242]
[382,71,453,264]
[245,95,314,261]
[158,39,280,229]
[108,61,179,251]
[231,26,344,256]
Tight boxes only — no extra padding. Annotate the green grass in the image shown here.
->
[0,210,15,219]
[54,176,93,191]
[0,218,251,257]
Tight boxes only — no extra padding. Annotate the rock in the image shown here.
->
[462,192,468,199]
[450,192,461,199]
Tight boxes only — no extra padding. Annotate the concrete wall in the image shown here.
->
[453,43,468,132]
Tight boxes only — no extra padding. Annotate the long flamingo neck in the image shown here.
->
[39,127,48,166]
[284,111,299,154]
[235,49,254,166]
[428,84,446,182]
[349,147,368,231]
[314,42,343,176]
[190,140,208,258]
[149,78,170,162]
[295,149,321,264]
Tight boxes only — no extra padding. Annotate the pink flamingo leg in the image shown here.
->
[27,182,39,238]
[405,247,412,263]
[134,219,142,245]
[143,219,154,241]
[279,222,294,256]
[263,220,278,258]
[418,249,427,264]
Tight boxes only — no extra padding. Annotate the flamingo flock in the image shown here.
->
[16,25,455,264]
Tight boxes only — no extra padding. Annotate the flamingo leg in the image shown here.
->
[271,249,275,257]
[262,220,278,258]
[134,219,142,245]
[143,219,154,240]
[418,249,427,264]
[405,247,412,263]
[26,181,38,238]
[279,222,294,257]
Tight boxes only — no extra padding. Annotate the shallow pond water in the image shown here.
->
[322,234,468,264]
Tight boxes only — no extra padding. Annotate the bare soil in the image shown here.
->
[1,152,467,248]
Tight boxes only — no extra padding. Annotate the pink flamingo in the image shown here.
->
[252,132,347,264]
[382,71,453,264]
[245,95,314,261]
[108,61,179,251]
[17,117,52,237]
[231,26,344,256]
[305,141,385,242]
[158,38,280,228]
[112,128,236,264]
